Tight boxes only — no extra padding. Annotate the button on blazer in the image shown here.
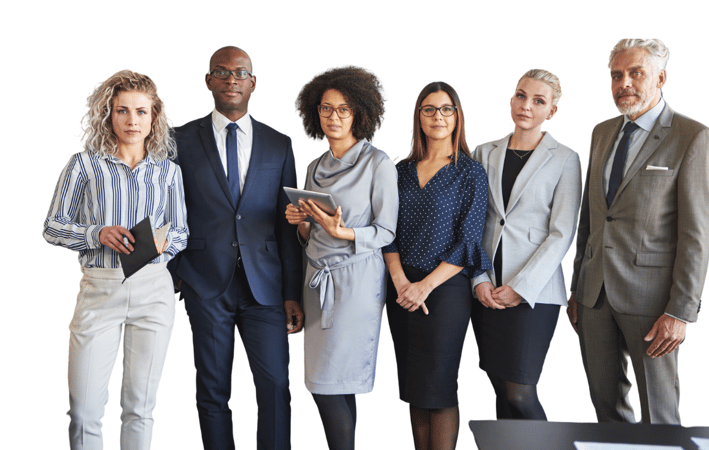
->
[473,132,582,307]
[570,104,709,322]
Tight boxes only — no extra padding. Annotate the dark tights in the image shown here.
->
[488,373,547,420]
[410,405,459,450]
[312,394,357,450]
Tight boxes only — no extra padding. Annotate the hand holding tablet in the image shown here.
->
[283,187,341,224]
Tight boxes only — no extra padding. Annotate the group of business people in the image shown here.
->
[43,37,708,450]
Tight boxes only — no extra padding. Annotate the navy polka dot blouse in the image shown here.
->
[383,153,492,278]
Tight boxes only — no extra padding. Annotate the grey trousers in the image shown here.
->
[577,288,680,424]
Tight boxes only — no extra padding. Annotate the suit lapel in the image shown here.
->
[614,104,673,202]
[239,117,265,210]
[198,115,235,208]
[506,132,555,214]
[486,135,508,218]
[591,117,623,212]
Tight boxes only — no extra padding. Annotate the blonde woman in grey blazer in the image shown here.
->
[471,69,582,420]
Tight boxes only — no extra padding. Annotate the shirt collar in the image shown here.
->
[624,97,665,133]
[101,151,156,167]
[212,109,252,136]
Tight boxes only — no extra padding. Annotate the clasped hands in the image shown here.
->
[475,281,523,309]
[391,275,430,315]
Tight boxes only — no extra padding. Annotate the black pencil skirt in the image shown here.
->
[471,297,560,385]
[387,265,473,409]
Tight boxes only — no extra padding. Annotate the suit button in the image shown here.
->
[236,215,242,220]
[606,216,613,222]
[500,219,505,226]
[231,241,238,247]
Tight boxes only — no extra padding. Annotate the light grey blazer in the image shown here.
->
[472,132,582,307]
[570,104,709,322]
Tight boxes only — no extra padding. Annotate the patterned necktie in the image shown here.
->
[606,121,639,207]
[226,122,240,207]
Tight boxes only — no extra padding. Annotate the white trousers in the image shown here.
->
[68,262,175,450]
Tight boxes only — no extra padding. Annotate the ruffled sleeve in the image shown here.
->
[438,160,492,277]
[381,240,398,254]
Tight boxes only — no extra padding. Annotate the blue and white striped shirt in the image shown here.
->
[43,151,189,268]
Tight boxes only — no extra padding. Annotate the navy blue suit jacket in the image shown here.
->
[170,114,302,305]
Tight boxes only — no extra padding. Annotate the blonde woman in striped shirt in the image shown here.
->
[43,70,188,450]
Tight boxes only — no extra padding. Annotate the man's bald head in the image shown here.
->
[209,46,253,73]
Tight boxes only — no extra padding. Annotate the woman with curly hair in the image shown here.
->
[383,82,491,450]
[287,66,398,450]
[43,70,188,450]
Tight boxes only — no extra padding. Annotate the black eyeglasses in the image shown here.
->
[419,105,457,117]
[209,68,253,80]
[318,104,353,119]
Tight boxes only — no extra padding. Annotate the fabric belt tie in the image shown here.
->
[307,251,373,329]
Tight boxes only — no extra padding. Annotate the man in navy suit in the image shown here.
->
[170,46,303,450]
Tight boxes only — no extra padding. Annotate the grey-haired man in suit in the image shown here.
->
[568,39,709,424]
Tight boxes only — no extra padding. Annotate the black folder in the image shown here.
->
[118,216,170,281]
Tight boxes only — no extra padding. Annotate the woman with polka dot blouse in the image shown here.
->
[470,69,582,420]
[383,81,492,450]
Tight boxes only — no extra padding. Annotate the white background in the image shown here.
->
[2,0,708,448]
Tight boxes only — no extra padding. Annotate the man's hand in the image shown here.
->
[567,293,578,334]
[644,314,686,358]
[284,300,304,334]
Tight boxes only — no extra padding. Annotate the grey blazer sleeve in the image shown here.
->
[667,126,709,321]
[506,151,582,307]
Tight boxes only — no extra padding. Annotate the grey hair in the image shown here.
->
[608,39,669,72]
[519,69,562,106]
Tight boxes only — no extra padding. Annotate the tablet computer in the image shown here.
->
[283,187,338,224]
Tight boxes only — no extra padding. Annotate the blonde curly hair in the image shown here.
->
[82,70,175,161]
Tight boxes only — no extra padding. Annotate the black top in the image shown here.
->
[494,149,533,286]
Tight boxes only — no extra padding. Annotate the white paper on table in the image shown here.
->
[574,442,683,450]
[692,437,709,450]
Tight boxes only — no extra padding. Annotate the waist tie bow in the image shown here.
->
[307,251,374,329]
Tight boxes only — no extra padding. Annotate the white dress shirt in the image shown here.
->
[211,109,253,194]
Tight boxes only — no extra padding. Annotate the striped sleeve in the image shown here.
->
[43,153,103,251]
[163,162,189,257]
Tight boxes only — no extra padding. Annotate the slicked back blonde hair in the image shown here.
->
[519,69,562,106]
[82,70,175,161]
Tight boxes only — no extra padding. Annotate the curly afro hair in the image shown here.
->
[296,66,385,141]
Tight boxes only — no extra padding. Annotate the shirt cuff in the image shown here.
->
[86,225,103,249]
[664,312,688,323]
[297,226,309,247]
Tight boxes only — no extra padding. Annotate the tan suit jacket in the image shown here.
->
[571,104,709,322]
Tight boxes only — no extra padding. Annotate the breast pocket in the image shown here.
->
[639,169,675,178]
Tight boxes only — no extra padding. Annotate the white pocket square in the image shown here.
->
[646,165,669,170]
